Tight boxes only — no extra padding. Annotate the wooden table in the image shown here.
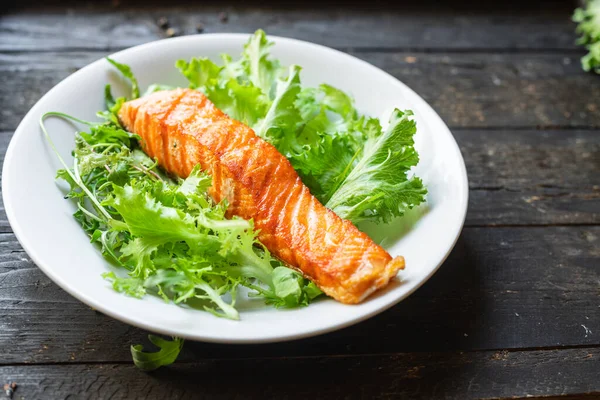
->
[1,1,599,398]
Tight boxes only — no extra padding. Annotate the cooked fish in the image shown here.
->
[119,88,404,304]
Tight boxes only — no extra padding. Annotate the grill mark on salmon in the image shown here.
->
[119,88,404,304]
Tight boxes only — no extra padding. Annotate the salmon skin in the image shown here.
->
[118,88,404,304]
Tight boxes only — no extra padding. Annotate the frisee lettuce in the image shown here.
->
[175,29,426,223]
[325,110,426,223]
[43,113,320,320]
[107,57,140,99]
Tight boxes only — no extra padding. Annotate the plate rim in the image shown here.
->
[2,33,469,343]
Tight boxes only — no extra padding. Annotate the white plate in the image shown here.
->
[2,34,468,343]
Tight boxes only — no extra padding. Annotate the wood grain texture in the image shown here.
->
[1,348,599,399]
[1,227,598,364]
[2,51,599,133]
[457,129,600,226]
[0,2,580,52]
[364,52,600,129]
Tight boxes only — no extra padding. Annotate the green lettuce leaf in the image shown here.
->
[176,56,269,126]
[288,134,358,203]
[102,271,146,298]
[256,65,302,141]
[213,79,269,127]
[241,29,282,99]
[325,109,427,223]
[106,57,140,99]
[131,335,184,371]
[176,57,223,89]
[79,124,138,147]
[107,184,216,247]
[143,84,176,96]
[270,267,322,307]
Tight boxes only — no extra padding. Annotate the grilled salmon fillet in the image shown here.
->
[118,88,404,304]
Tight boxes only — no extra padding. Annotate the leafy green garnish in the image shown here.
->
[325,109,427,223]
[176,57,223,90]
[573,0,600,74]
[176,30,427,224]
[48,122,320,317]
[107,57,140,99]
[241,29,282,99]
[267,267,322,307]
[131,335,184,371]
[175,57,269,126]
[256,65,302,141]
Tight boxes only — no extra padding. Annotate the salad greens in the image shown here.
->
[573,0,600,74]
[175,30,426,223]
[43,29,426,370]
[42,107,320,321]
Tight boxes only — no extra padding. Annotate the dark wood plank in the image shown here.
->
[0,2,580,52]
[457,129,600,226]
[2,51,599,133]
[1,348,599,399]
[459,129,598,191]
[364,52,600,129]
[1,227,598,364]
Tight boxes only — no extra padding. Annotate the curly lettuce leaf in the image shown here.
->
[131,335,184,371]
[269,267,322,307]
[213,79,269,127]
[295,84,366,136]
[288,134,357,202]
[256,65,302,141]
[103,58,141,123]
[241,29,282,99]
[102,271,146,298]
[176,57,223,89]
[79,124,138,147]
[106,183,220,248]
[176,57,269,126]
[325,109,427,224]
[106,57,140,99]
